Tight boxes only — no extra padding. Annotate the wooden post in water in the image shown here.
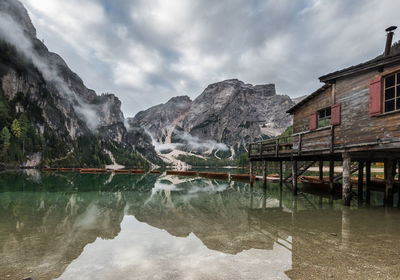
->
[342,153,352,206]
[279,161,283,187]
[384,160,394,206]
[366,161,371,205]
[292,158,298,196]
[263,160,267,187]
[249,161,254,187]
[358,161,364,202]
[319,160,323,181]
[398,160,400,208]
[329,160,335,194]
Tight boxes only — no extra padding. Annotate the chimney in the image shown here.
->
[384,26,397,56]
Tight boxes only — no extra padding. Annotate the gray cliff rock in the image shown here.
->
[132,79,295,158]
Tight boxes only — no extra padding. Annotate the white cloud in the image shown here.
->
[19,0,400,118]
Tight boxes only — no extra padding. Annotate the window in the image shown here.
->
[318,107,331,128]
[384,72,400,112]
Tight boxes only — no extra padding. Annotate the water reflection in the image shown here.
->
[0,172,399,279]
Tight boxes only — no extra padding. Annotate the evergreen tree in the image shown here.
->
[18,113,29,139]
[11,119,21,139]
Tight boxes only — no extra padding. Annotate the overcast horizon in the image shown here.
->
[20,0,400,117]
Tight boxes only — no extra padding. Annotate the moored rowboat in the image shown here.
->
[300,176,342,194]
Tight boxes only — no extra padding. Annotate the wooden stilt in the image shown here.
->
[384,160,394,206]
[263,161,267,187]
[279,161,283,187]
[249,161,254,187]
[358,161,364,202]
[342,153,352,206]
[329,160,335,194]
[398,160,400,208]
[319,160,323,181]
[366,161,371,205]
[292,158,298,196]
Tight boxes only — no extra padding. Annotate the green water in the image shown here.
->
[1,170,400,280]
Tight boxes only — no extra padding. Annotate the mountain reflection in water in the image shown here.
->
[0,171,400,280]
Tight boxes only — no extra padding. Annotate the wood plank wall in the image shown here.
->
[292,63,400,150]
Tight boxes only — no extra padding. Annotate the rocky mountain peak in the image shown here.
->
[0,0,36,38]
[167,95,192,104]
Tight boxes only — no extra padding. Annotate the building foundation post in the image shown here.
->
[292,158,298,196]
[358,161,364,202]
[366,161,371,205]
[329,160,335,194]
[342,153,352,206]
[319,160,324,181]
[263,160,267,187]
[249,161,254,187]
[384,160,394,206]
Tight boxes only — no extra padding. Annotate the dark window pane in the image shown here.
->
[319,110,325,118]
[385,100,395,112]
[397,73,400,85]
[397,98,400,110]
[326,107,331,116]
[385,87,395,100]
[397,85,400,97]
[386,75,395,88]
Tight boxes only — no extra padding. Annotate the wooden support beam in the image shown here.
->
[358,161,364,202]
[384,160,394,206]
[249,161,254,187]
[263,161,267,187]
[292,158,298,196]
[342,153,352,206]
[398,160,400,208]
[366,161,371,205]
[329,160,335,194]
[279,161,283,187]
[319,160,323,181]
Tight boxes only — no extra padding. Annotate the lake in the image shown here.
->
[1,170,400,280]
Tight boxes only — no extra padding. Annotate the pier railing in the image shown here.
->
[248,126,336,159]
[248,134,294,158]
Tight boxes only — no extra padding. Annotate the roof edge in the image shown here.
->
[286,84,331,114]
[319,52,400,83]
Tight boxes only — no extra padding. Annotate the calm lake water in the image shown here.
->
[1,170,400,280]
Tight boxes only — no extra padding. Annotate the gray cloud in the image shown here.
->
[20,0,400,118]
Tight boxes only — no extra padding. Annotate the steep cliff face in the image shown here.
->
[0,0,158,167]
[132,79,295,159]
[182,79,294,147]
[133,95,192,143]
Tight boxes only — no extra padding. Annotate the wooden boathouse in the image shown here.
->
[248,26,400,206]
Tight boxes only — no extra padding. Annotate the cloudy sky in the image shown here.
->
[19,0,400,117]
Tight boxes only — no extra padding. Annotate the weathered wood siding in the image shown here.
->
[292,63,400,150]
[293,86,332,133]
[293,128,331,150]
[334,64,400,146]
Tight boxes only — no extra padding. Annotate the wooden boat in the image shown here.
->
[300,176,342,194]
[150,170,161,174]
[80,168,107,174]
[59,168,74,172]
[166,170,197,176]
[199,172,229,180]
[131,170,145,174]
[113,170,130,174]
[41,168,58,172]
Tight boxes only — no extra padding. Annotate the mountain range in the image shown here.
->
[0,0,297,168]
